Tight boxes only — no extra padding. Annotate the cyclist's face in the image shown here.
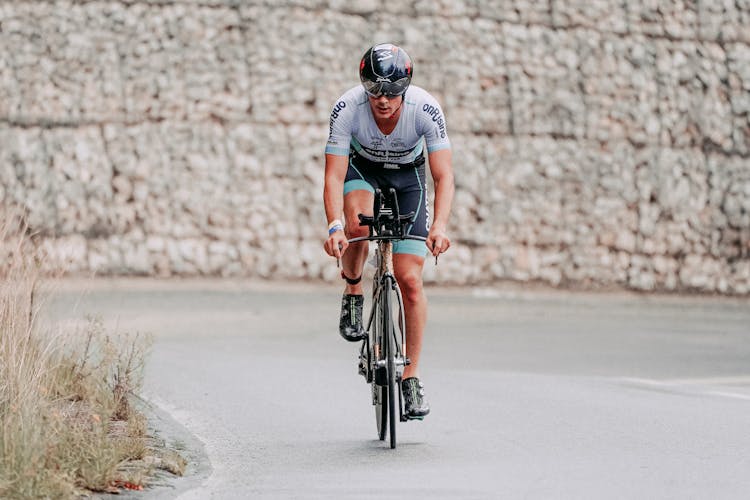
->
[368,94,403,120]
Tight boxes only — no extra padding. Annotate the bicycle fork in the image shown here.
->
[364,273,410,413]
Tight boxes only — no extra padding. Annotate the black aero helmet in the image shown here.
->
[359,43,413,98]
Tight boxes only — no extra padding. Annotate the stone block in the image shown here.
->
[698,0,750,43]
[626,0,698,39]
[551,0,628,33]
[580,33,661,144]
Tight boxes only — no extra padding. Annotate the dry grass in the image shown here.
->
[0,209,178,498]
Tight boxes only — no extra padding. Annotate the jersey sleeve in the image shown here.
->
[416,95,451,153]
[325,96,355,157]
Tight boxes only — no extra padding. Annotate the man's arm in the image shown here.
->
[323,153,350,258]
[426,148,455,257]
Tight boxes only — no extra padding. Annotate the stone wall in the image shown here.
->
[1,1,749,293]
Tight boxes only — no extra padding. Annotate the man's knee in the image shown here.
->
[344,193,373,240]
[396,268,424,303]
[344,218,369,239]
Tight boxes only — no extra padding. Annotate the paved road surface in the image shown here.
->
[45,279,750,499]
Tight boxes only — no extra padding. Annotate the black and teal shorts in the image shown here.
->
[344,156,430,257]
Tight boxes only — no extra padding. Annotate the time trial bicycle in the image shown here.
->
[348,187,428,449]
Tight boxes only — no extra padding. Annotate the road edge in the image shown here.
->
[124,395,213,499]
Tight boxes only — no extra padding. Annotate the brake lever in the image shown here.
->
[430,241,439,265]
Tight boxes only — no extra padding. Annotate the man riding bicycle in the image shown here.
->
[323,43,455,419]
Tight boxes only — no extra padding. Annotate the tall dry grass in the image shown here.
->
[0,209,154,498]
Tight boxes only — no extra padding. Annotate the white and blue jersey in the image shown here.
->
[326,85,451,257]
[326,85,450,164]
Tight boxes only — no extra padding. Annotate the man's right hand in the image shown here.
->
[324,230,348,259]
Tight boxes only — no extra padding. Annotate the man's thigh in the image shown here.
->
[343,189,374,232]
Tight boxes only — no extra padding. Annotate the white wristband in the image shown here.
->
[328,219,344,236]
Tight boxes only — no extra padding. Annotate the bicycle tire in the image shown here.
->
[383,284,397,449]
[375,386,387,441]
[374,285,387,441]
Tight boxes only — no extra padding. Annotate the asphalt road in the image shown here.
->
[45,279,750,499]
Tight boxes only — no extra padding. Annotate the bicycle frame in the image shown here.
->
[360,240,405,448]
[364,242,407,360]
[350,187,425,448]
[367,245,407,366]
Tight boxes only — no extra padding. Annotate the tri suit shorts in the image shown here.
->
[343,153,430,257]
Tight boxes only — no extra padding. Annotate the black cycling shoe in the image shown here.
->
[339,294,366,342]
[402,377,430,419]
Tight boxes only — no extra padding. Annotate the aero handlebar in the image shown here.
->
[345,187,436,263]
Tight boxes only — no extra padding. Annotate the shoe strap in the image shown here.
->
[404,378,425,400]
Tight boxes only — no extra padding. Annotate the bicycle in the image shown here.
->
[348,187,428,449]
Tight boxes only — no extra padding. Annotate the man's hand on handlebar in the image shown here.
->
[324,230,348,260]
[426,227,450,258]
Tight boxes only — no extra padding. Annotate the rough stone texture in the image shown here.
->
[1,0,749,294]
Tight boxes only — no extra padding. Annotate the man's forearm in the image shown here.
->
[431,173,455,232]
[323,154,348,225]
[323,178,344,224]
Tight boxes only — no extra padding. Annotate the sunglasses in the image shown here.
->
[362,77,410,98]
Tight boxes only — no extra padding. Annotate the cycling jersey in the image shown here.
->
[325,85,451,165]
[326,85,450,257]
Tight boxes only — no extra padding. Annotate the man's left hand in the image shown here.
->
[426,228,450,257]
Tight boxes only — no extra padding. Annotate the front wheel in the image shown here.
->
[373,289,387,441]
[386,333,397,449]
[383,285,397,449]
[375,384,387,441]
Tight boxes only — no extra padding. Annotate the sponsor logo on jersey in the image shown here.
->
[331,101,346,120]
[361,147,413,160]
[422,104,446,139]
[329,100,347,135]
